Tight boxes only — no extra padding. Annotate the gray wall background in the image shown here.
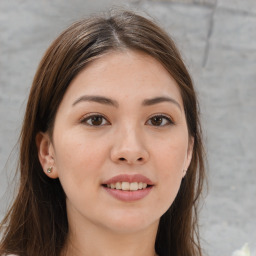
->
[0,0,255,255]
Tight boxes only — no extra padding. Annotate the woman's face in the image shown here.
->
[39,50,193,235]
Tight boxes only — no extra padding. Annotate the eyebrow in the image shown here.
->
[72,95,119,107]
[72,95,181,111]
[142,96,182,111]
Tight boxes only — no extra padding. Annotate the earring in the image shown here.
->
[47,167,53,173]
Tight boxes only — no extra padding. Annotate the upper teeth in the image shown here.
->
[107,182,147,191]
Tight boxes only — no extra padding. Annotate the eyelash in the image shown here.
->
[80,113,110,126]
[80,114,174,127]
[146,114,174,127]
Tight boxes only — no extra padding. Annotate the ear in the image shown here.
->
[36,132,58,179]
[183,137,194,178]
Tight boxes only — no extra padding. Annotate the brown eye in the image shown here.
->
[82,115,110,126]
[91,116,103,126]
[151,116,163,126]
[146,115,173,126]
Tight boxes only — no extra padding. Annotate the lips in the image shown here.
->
[105,181,148,191]
[103,174,154,185]
[102,174,154,202]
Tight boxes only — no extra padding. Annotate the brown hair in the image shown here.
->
[0,10,205,256]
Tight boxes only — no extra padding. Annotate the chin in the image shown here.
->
[102,210,160,234]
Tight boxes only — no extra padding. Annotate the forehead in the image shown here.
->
[61,50,183,107]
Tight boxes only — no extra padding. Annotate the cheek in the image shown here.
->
[153,133,188,205]
[158,149,184,190]
[156,134,188,174]
[53,131,108,191]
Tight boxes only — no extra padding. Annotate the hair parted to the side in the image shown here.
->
[0,10,205,256]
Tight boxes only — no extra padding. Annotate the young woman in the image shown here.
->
[0,10,205,256]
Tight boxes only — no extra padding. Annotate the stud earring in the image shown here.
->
[47,167,53,173]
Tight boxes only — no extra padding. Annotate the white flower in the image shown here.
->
[232,243,251,256]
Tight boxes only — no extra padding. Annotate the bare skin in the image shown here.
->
[37,50,193,256]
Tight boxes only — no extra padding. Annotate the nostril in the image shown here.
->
[116,156,145,163]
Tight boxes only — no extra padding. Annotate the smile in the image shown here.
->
[104,181,150,191]
[102,174,154,201]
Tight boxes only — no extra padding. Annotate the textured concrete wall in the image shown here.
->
[0,0,255,255]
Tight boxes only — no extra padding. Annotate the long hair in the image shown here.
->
[0,10,205,256]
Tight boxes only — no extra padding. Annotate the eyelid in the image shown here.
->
[146,113,175,126]
[80,113,110,126]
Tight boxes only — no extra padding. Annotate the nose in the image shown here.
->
[110,127,149,165]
